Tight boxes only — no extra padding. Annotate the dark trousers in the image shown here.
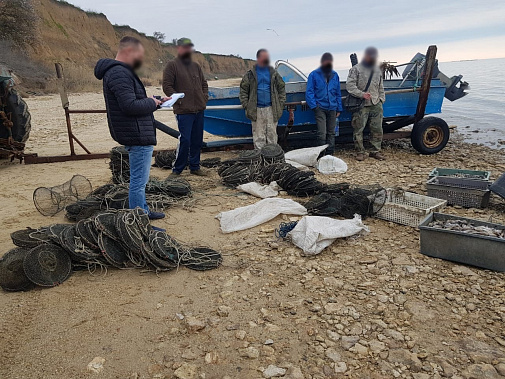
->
[314,107,337,155]
[173,111,204,173]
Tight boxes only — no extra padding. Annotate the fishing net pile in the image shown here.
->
[0,208,222,292]
[33,175,93,216]
[154,150,177,169]
[65,179,192,221]
[304,184,387,219]
[110,146,130,184]
[218,144,286,188]
[138,150,221,171]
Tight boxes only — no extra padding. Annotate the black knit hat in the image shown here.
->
[321,52,333,63]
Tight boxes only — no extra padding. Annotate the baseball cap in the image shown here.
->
[177,38,194,47]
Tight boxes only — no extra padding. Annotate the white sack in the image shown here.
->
[237,181,280,199]
[216,198,307,233]
[284,145,328,167]
[317,155,348,174]
[289,214,369,255]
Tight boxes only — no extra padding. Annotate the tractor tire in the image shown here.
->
[411,116,449,155]
[0,82,31,143]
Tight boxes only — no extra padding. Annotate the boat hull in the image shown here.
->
[204,79,446,138]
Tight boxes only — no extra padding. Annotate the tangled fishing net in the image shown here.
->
[33,175,93,216]
[64,178,192,221]
[304,184,387,219]
[3,208,223,291]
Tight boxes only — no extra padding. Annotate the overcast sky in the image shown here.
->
[69,0,505,72]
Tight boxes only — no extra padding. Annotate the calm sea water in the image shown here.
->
[438,58,505,149]
[334,57,505,150]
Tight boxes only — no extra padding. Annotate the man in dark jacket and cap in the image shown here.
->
[94,36,168,220]
[163,38,209,176]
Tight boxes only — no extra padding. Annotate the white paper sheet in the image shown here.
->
[161,93,185,108]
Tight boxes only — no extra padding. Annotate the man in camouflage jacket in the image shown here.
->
[239,49,286,149]
[346,47,386,161]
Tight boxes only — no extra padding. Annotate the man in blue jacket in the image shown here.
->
[305,53,343,155]
[94,36,168,220]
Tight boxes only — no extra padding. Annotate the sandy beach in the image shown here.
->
[1,88,505,379]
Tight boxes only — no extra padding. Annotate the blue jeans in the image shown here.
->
[173,111,204,173]
[124,145,153,213]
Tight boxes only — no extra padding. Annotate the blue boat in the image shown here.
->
[204,51,469,155]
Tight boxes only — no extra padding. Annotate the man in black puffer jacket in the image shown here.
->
[94,36,168,220]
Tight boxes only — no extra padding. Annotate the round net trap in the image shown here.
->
[11,227,51,248]
[180,247,223,271]
[154,150,176,169]
[0,247,35,292]
[201,157,222,168]
[33,175,93,216]
[23,244,72,287]
[110,146,130,184]
[260,144,285,165]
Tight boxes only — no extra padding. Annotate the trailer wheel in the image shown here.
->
[0,82,31,143]
[411,117,449,155]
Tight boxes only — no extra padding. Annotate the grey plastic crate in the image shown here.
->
[490,172,505,200]
[419,213,505,271]
[428,168,491,180]
[426,176,491,208]
[376,189,446,227]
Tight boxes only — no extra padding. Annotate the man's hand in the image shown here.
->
[336,112,341,118]
[363,93,372,100]
[160,97,172,103]
[152,96,162,107]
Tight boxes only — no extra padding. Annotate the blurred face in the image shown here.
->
[363,51,378,66]
[125,44,145,70]
[321,59,333,71]
[177,45,194,61]
[257,51,270,67]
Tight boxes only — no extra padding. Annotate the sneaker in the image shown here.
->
[170,171,181,177]
[356,152,366,161]
[190,169,208,177]
[369,152,386,160]
[151,226,166,232]
[149,211,166,220]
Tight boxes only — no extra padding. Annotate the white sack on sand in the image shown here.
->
[289,214,369,255]
[237,181,280,199]
[317,155,348,174]
[284,145,328,167]
[216,198,307,233]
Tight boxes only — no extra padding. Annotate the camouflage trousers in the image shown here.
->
[351,102,383,153]
[252,106,278,149]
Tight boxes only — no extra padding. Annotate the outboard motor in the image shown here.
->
[402,53,469,101]
[350,53,358,67]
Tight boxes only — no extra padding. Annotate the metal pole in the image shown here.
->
[415,45,437,123]
[64,107,76,155]
[55,63,76,155]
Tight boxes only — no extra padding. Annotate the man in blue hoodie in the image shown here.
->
[305,53,343,155]
[94,36,168,220]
